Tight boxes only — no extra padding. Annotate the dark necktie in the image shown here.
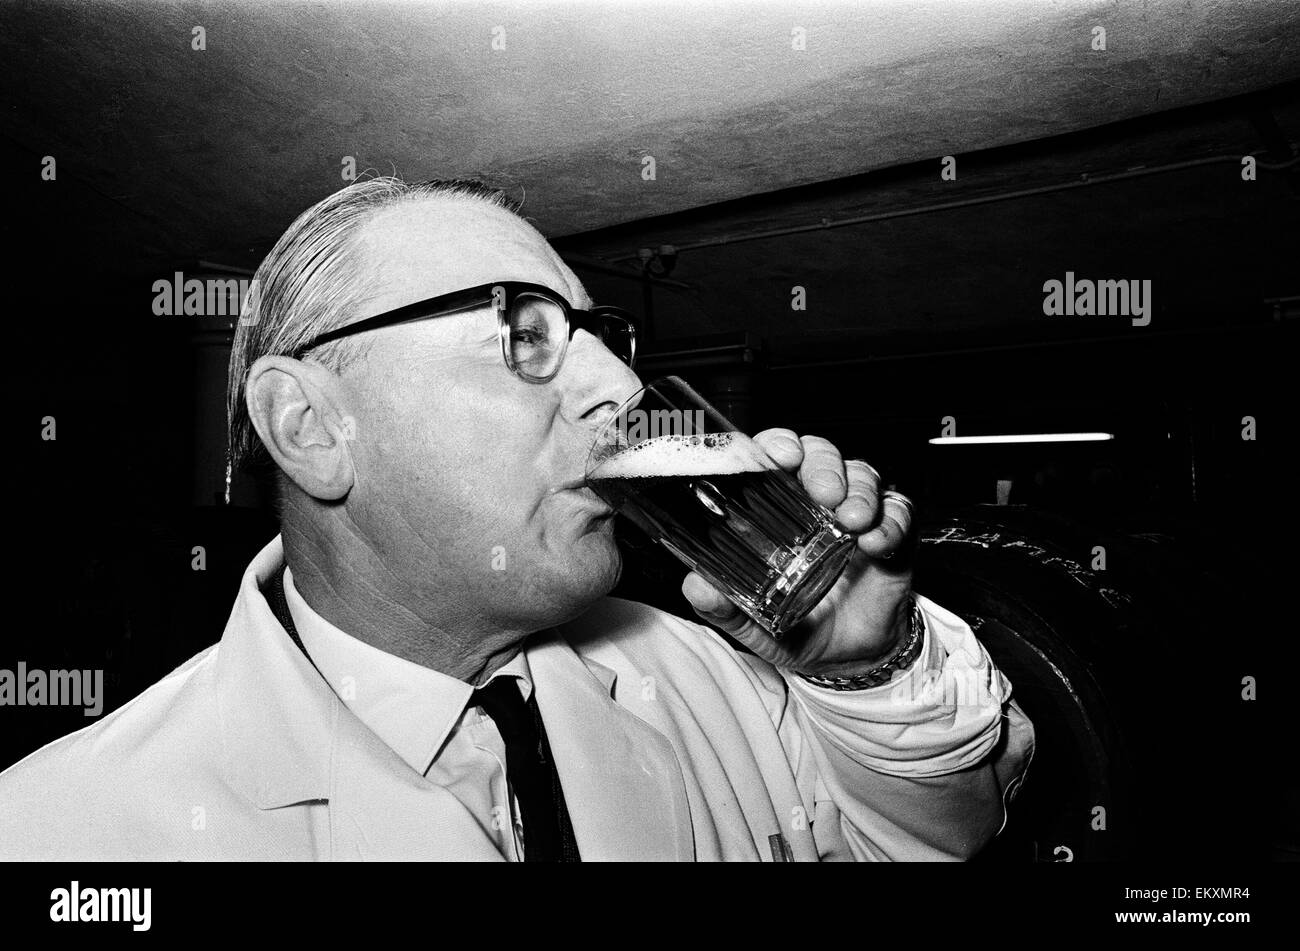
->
[471,676,581,862]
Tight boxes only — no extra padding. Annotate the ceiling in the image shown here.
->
[561,84,1300,357]
[4,0,1299,353]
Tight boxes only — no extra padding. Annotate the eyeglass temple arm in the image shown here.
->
[293,288,498,356]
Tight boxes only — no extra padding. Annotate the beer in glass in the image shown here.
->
[585,376,855,636]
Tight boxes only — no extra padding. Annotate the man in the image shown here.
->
[0,178,1033,861]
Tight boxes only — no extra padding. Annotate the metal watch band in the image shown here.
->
[795,596,926,691]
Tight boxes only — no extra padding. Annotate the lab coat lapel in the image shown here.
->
[326,705,506,861]
[218,537,503,860]
[215,537,335,811]
[526,631,695,862]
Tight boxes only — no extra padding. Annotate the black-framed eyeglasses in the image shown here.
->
[291,281,637,383]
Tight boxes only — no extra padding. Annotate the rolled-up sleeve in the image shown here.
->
[777,593,1035,861]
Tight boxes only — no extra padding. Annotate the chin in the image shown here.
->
[540,533,622,620]
[569,532,623,596]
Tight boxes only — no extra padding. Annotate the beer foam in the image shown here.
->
[592,432,767,478]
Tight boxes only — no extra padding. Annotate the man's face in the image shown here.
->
[330,198,641,630]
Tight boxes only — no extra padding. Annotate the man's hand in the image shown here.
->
[680,429,917,677]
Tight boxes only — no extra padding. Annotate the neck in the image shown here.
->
[279,505,529,687]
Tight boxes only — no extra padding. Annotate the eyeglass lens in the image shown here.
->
[506,294,634,378]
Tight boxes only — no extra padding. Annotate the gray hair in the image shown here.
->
[226,176,519,484]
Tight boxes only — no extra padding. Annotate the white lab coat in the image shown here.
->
[0,536,1034,861]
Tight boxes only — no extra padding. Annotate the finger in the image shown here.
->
[681,572,746,631]
[836,459,882,531]
[798,435,847,508]
[857,491,914,559]
[681,573,790,663]
[752,428,804,471]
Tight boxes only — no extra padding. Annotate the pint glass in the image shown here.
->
[585,376,856,636]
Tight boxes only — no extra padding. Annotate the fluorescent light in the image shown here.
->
[929,433,1115,445]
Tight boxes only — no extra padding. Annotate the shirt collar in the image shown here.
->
[282,565,533,776]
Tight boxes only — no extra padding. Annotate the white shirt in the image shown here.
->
[284,566,536,860]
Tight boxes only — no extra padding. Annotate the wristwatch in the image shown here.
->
[796,596,926,691]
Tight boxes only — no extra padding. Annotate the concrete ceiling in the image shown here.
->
[4,0,1299,277]
[558,84,1300,356]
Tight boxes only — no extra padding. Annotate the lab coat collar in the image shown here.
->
[214,535,335,810]
[214,535,694,860]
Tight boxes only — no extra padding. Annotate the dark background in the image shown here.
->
[2,1,1297,862]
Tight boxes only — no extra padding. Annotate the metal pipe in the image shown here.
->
[607,153,1300,262]
[768,321,1287,371]
[560,253,694,291]
[641,276,655,344]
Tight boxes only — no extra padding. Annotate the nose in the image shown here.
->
[559,328,642,427]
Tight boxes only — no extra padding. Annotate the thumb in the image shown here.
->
[681,572,789,667]
[681,572,748,635]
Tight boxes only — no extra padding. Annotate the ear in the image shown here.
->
[245,355,356,501]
